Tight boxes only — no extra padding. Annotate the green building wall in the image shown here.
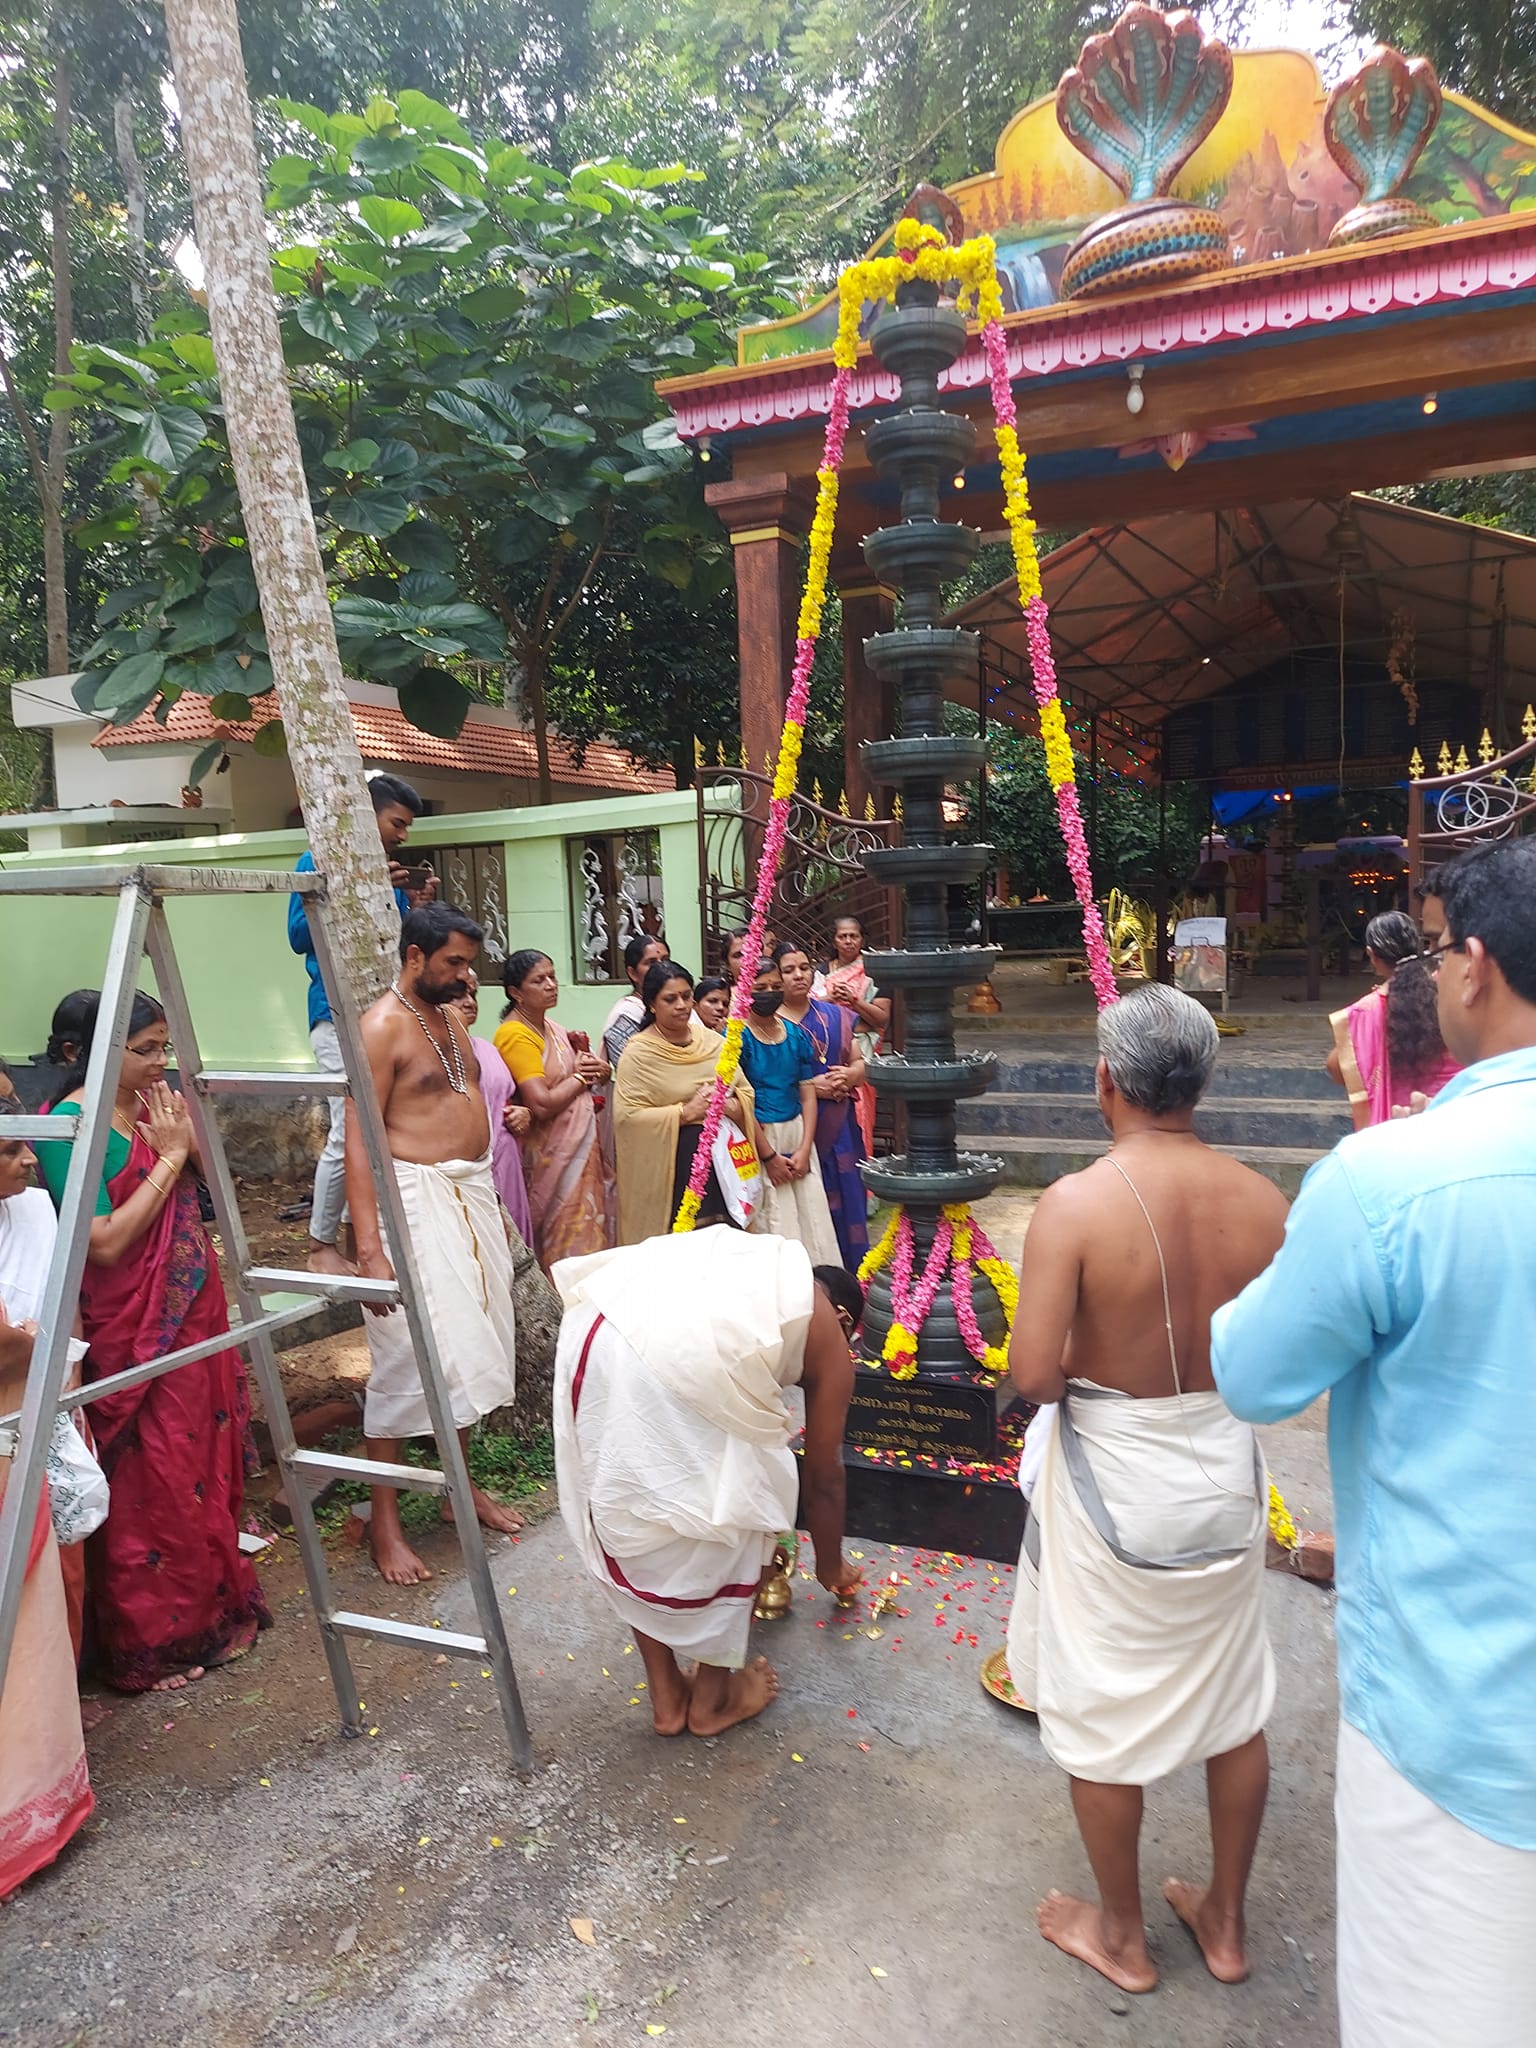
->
[0,792,707,1071]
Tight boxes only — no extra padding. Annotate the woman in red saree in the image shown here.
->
[1327,911,1462,1128]
[38,994,269,1693]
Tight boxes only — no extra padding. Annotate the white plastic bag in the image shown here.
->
[47,1410,110,1545]
[710,1119,763,1230]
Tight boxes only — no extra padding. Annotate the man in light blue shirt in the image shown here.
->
[286,773,433,1273]
[1212,840,1536,2048]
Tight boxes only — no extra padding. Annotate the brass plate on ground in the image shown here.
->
[979,1645,1033,1713]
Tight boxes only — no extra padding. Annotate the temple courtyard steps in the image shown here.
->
[953,1028,1349,1196]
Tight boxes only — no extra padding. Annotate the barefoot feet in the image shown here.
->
[686,1656,780,1737]
[307,1242,357,1279]
[149,1665,206,1693]
[1037,1891,1157,1994]
[648,1660,694,1737]
[370,1523,433,1585]
[1162,1879,1251,1984]
[441,1484,524,1536]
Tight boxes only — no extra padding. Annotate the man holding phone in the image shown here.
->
[287,773,438,1275]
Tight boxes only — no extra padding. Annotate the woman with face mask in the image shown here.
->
[736,960,842,1267]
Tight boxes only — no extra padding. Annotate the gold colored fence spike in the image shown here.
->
[693,734,704,768]
[837,788,851,816]
[1408,746,1424,780]
[715,740,727,767]
[864,794,876,821]
[812,777,824,807]
[1479,727,1495,764]
[892,793,904,822]
[737,739,749,770]
[1524,704,1536,742]
[1437,741,1453,775]
[764,748,776,778]
[1454,744,1470,773]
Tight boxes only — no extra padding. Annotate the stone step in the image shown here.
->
[956,1089,1350,1149]
[976,1133,1325,1199]
[955,1043,1335,1102]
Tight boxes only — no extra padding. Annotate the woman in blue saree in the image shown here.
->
[774,941,869,1270]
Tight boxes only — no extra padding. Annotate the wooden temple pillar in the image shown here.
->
[836,561,896,817]
[705,473,814,778]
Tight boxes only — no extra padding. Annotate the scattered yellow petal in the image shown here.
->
[418,1836,431,1847]
[489,1837,503,1849]
[567,1653,575,1661]
[601,1668,610,1677]
[646,2029,667,2038]
[869,1964,888,1979]
[673,1816,687,1825]
[629,1697,641,1705]
[623,1644,634,1655]
[569,1917,597,1947]
[258,1778,270,1787]
[506,1587,516,1596]
[368,1727,379,1737]
[481,1669,491,1678]
[396,1886,405,1895]
[358,1702,366,1711]
[791,1753,805,1763]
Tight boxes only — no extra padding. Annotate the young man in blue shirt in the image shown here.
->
[287,773,436,1274]
[1213,840,1536,2048]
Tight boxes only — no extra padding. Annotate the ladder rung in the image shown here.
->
[289,1449,449,1492]
[3,1117,76,1141]
[0,1299,327,1431]
[328,1612,488,1658]
[197,1070,349,1097]
[247,1267,399,1305]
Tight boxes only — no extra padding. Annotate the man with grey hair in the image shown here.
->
[1007,984,1289,1996]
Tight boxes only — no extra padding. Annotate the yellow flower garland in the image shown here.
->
[858,1208,901,1285]
[1267,1483,1299,1551]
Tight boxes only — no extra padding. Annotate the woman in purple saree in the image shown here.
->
[775,941,869,1270]
[452,978,535,1247]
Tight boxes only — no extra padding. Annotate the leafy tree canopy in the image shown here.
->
[59,89,794,783]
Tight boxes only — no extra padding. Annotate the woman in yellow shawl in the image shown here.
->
[614,961,757,1244]
[494,950,613,1271]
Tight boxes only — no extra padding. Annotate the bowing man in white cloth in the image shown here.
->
[553,1230,862,1736]
[1007,985,1288,1995]
[346,904,520,1585]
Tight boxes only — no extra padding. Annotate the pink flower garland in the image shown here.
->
[677,366,855,1216]
[881,1212,954,1379]
[982,320,1118,1014]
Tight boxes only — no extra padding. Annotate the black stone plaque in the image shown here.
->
[843,1369,998,1462]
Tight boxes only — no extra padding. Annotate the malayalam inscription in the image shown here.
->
[844,1373,998,1461]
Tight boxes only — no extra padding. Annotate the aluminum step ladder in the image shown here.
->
[0,863,534,1772]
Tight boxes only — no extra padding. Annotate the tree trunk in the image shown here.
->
[525,646,554,806]
[113,94,151,339]
[43,41,72,678]
[161,0,397,1012]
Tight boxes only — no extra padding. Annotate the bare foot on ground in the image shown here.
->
[307,1243,357,1278]
[79,1695,111,1732]
[1162,1878,1250,1984]
[649,1661,694,1737]
[687,1655,780,1737]
[441,1485,524,1535]
[1037,1891,1158,1994]
[370,1525,433,1585]
[149,1665,205,1693]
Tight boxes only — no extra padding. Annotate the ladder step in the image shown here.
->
[197,1070,349,1097]
[3,1117,76,1142]
[246,1266,399,1306]
[289,1449,449,1492]
[328,1612,488,1658]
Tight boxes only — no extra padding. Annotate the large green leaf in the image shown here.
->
[163,600,239,654]
[209,690,255,720]
[394,91,470,142]
[526,485,594,526]
[168,334,218,377]
[187,741,226,786]
[457,284,524,325]
[533,413,597,448]
[327,486,412,536]
[389,521,458,573]
[133,405,207,472]
[399,667,472,738]
[403,215,476,253]
[424,389,499,437]
[177,652,250,699]
[95,652,166,711]
[295,294,379,359]
[541,324,616,364]
[322,437,382,475]
[97,581,161,627]
[251,720,289,758]
[352,132,421,173]
[356,196,423,241]
[400,570,459,605]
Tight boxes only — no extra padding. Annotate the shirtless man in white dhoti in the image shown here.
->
[1007,984,1288,1994]
[553,1230,863,1736]
[346,903,521,1585]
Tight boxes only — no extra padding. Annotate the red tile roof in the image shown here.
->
[93,693,675,794]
